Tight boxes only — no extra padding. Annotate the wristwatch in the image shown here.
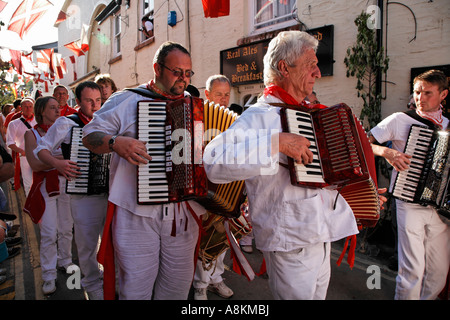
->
[109,135,118,152]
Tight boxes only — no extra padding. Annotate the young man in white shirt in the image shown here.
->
[35,81,106,300]
[369,69,449,300]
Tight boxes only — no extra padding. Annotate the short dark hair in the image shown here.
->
[153,41,190,66]
[75,81,101,101]
[414,69,449,92]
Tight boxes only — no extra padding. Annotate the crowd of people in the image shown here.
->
[0,31,448,300]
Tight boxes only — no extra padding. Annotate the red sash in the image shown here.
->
[23,170,60,224]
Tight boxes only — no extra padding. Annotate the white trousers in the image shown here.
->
[20,156,33,197]
[263,242,331,300]
[395,199,450,300]
[193,251,226,289]
[112,206,199,300]
[39,176,73,282]
[71,194,107,292]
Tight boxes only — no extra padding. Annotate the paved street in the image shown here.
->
[0,179,400,303]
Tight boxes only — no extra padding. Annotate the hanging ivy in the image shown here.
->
[344,12,389,129]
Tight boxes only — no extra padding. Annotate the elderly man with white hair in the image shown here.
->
[203,31,360,300]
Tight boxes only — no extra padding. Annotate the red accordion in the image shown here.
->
[280,103,380,227]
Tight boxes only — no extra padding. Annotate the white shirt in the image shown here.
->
[31,127,63,158]
[203,93,358,252]
[82,86,206,219]
[33,117,77,158]
[6,117,37,154]
[370,112,449,192]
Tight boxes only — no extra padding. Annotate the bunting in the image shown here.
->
[52,52,66,79]
[7,0,53,38]
[9,50,23,75]
[0,0,7,13]
[69,55,77,81]
[63,24,90,56]
[35,48,54,76]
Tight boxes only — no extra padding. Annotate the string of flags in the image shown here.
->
[0,0,89,92]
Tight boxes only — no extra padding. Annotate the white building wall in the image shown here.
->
[58,0,449,120]
[296,0,450,119]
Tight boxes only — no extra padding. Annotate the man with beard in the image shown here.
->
[82,41,205,300]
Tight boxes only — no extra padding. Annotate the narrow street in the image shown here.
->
[1,179,399,302]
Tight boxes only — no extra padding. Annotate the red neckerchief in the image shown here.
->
[34,123,52,134]
[23,114,34,121]
[147,80,184,100]
[416,105,444,129]
[60,105,70,116]
[78,110,92,125]
[263,85,310,108]
[264,85,328,110]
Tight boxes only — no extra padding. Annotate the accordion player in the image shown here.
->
[136,96,246,218]
[280,103,381,227]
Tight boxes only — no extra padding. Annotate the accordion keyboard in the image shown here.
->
[393,125,434,202]
[137,101,171,203]
[284,109,325,184]
[66,127,91,193]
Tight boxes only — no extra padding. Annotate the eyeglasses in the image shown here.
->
[159,64,195,78]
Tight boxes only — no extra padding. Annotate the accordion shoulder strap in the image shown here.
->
[125,87,166,100]
[403,110,441,130]
[66,113,85,128]
[19,117,32,129]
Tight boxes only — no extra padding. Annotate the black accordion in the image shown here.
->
[392,124,450,218]
[137,97,245,218]
[65,127,110,195]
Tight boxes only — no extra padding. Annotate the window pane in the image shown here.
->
[143,0,154,15]
[254,0,296,29]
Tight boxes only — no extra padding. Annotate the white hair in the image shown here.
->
[206,74,231,91]
[263,31,319,86]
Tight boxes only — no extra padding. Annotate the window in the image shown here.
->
[141,0,154,42]
[143,0,154,16]
[113,14,121,55]
[253,0,297,31]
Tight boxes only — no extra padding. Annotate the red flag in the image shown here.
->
[7,0,53,38]
[52,52,66,79]
[202,0,230,18]
[36,48,54,76]
[9,50,23,74]
[64,41,85,57]
[69,55,77,81]
[55,10,67,25]
[0,1,7,13]
[64,24,89,56]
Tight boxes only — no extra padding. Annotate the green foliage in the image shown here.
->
[0,60,15,106]
[344,12,389,129]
